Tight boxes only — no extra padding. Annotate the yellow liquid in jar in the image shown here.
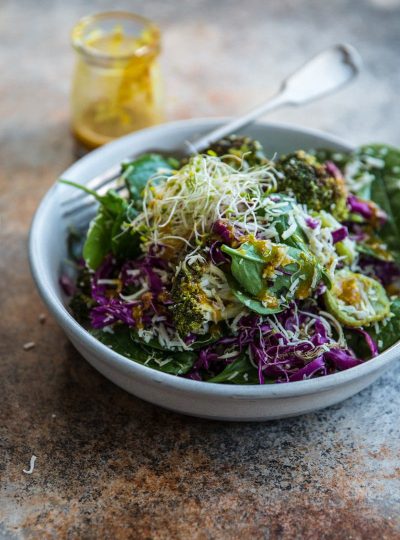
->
[71,26,164,149]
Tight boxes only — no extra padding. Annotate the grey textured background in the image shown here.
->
[0,0,399,538]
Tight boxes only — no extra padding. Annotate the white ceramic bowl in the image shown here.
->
[29,119,399,421]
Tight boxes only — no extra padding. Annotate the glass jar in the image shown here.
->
[71,11,164,149]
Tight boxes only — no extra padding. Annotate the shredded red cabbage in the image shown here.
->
[323,348,362,370]
[347,195,373,219]
[325,160,343,179]
[332,226,348,244]
[288,357,326,381]
[89,252,172,330]
[189,306,362,384]
[213,219,243,245]
[90,299,139,328]
[209,241,229,266]
[305,216,319,230]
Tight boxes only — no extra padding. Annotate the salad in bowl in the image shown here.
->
[61,135,400,385]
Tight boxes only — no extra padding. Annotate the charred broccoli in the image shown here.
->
[171,260,241,337]
[206,135,268,168]
[276,150,349,220]
[171,265,209,336]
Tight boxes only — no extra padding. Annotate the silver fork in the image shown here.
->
[61,43,361,218]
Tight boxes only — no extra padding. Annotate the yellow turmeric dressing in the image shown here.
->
[295,280,312,300]
[263,246,293,279]
[71,20,164,148]
[256,290,280,308]
[336,276,361,306]
[132,305,144,329]
[247,238,293,280]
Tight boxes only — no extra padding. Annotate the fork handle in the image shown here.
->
[188,93,286,154]
[188,44,361,154]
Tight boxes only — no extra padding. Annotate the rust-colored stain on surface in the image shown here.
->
[1,0,400,538]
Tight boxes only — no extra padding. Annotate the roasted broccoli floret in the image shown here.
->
[170,258,242,337]
[276,150,349,220]
[171,265,209,336]
[206,135,268,168]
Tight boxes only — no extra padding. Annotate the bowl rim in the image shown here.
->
[29,117,399,399]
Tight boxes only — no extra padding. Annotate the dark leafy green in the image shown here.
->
[207,356,260,384]
[92,327,196,375]
[131,328,221,351]
[60,180,136,269]
[83,209,115,270]
[69,293,93,325]
[110,204,141,260]
[372,298,400,351]
[362,144,400,260]
[318,145,400,260]
[226,275,283,315]
[61,156,178,267]
[222,243,265,296]
[122,153,177,200]
[346,298,400,358]
[271,196,308,250]
[222,241,325,311]
[68,266,93,324]
[92,326,149,361]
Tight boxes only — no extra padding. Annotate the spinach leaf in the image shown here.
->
[60,179,127,211]
[149,350,196,375]
[221,243,265,296]
[60,179,135,269]
[372,298,400,351]
[222,241,321,308]
[122,153,177,201]
[83,209,114,270]
[207,356,260,384]
[91,327,149,361]
[312,146,400,262]
[111,205,141,260]
[98,190,128,214]
[226,275,283,315]
[346,298,400,358]
[362,144,400,260]
[131,327,221,352]
[68,266,93,324]
[268,195,308,250]
[82,191,129,269]
[92,327,196,375]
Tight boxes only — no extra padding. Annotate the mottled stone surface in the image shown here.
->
[1,0,400,538]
